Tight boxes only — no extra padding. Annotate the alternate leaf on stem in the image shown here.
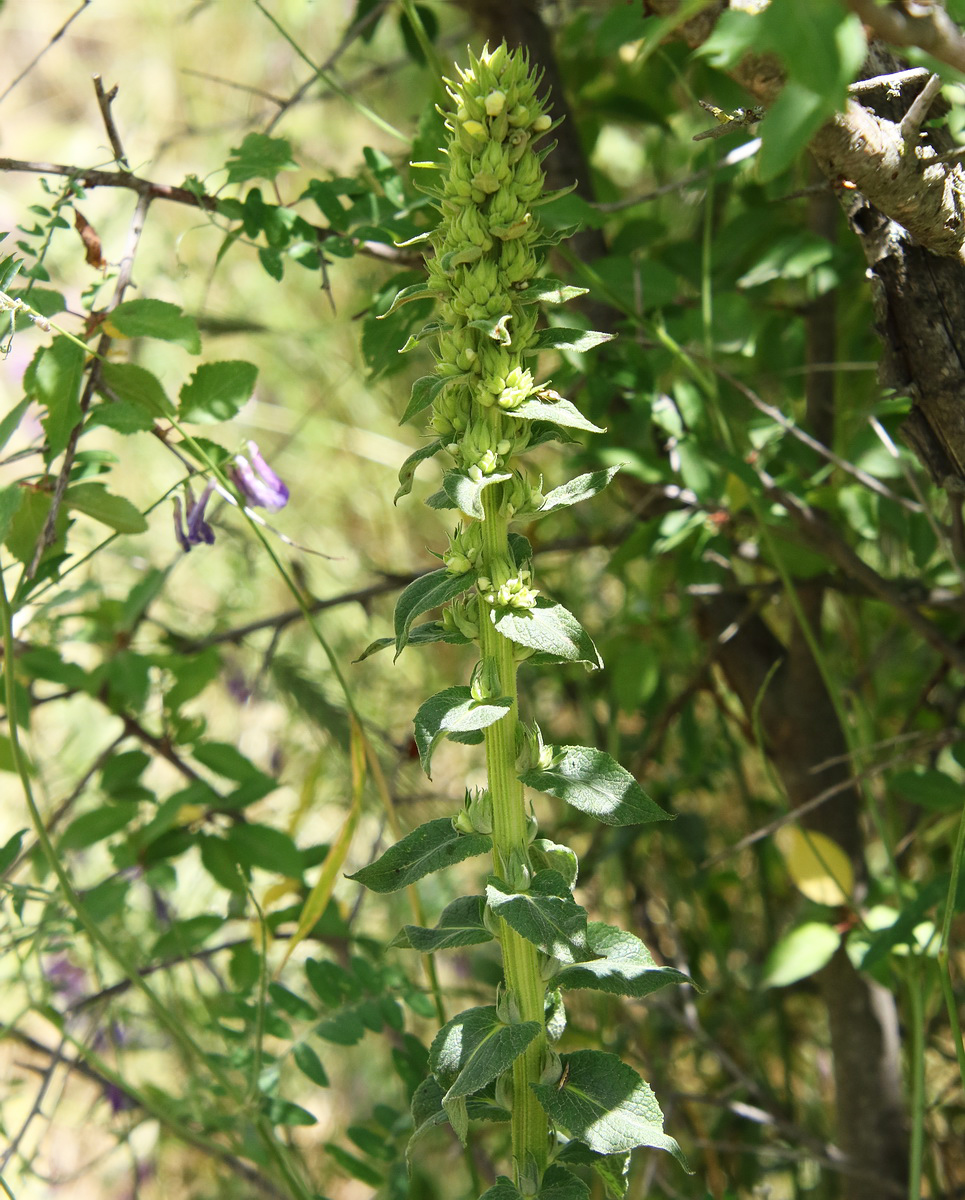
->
[519,746,670,827]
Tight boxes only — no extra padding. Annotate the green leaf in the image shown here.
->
[226,133,297,182]
[493,600,603,668]
[394,568,473,654]
[395,439,442,503]
[87,399,155,434]
[354,620,470,663]
[293,1042,330,1087]
[392,895,493,952]
[762,922,842,988]
[400,374,453,425]
[64,483,148,534]
[519,746,671,827]
[440,468,512,520]
[532,1050,689,1165]
[556,1144,630,1200]
[515,277,589,305]
[414,686,512,776]
[0,485,24,543]
[556,922,690,998]
[430,1005,541,1101]
[178,360,258,423]
[478,1179,522,1200]
[226,823,304,876]
[347,817,491,894]
[534,467,622,520]
[486,871,595,963]
[378,280,435,317]
[890,768,965,812]
[0,829,25,872]
[109,299,201,352]
[0,397,33,455]
[532,328,615,353]
[59,805,135,851]
[758,82,830,182]
[25,337,85,459]
[539,1165,592,1200]
[512,394,604,434]
[530,838,579,889]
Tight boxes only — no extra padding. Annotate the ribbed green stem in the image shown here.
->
[478,482,548,1183]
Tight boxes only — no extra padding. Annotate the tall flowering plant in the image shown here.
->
[353,45,689,1198]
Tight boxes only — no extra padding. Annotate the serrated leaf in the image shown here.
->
[394,568,473,654]
[400,373,456,425]
[556,922,690,998]
[100,361,174,418]
[512,394,604,434]
[533,327,615,353]
[414,686,512,776]
[109,299,201,352]
[25,336,85,459]
[556,1144,630,1200]
[532,1050,689,1165]
[226,132,297,182]
[774,825,853,905]
[486,871,594,963]
[762,921,842,988]
[493,599,602,668]
[64,483,148,534]
[540,1165,592,1200]
[178,360,258,423]
[520,746,670,827]
[534,466,622,520]
[515,277,589,305]
[441,468,512,519]
[347,817,490,893]
[430,1005,541,1101]
[393,895,493,952]
[395,440,443,502]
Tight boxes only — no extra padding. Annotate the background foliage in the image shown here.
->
[0,2,963,1199]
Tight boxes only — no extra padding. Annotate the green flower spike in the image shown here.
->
[357,43,690,1196]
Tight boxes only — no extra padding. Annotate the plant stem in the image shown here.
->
[479,484,548,1182]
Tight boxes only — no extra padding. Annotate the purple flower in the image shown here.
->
[46,954,87,1008]
[173,481,216,552]
[229,441,289,511]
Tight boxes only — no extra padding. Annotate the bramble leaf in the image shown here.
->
[109,299,201,352]
[347,817,491,893]
[519,746,670,827]
[64,483,148,534]
[179,360,258,423]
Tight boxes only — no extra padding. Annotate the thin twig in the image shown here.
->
[92,76,130,169]
[900,72,943,144]
[0,1,92,106]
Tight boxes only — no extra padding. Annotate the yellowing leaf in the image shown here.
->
[775,825,853,906]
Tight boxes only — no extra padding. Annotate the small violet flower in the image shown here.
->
[229,441,289,511]
[173,481,216,552]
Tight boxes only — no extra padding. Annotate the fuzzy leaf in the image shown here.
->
[395,439,443,503]
[515,278,589,305]
[556,922,690,998]
[512,394,604,434]
[354,620,470,663]
[64,483,148,534]
[441,469,512,519]
[392,895,493,952]
[479,1167,589,1200]
[430,1005,541,1100]
[534,466,622,520]
[400,373,455,425]
[379,281,435,318]
[486,871,595,963]
[414,686,513,777]
[520,746,670,827]
[532,327,615,353]
[347,818,490,894]
[493,599,602,668]
[532,1050,689,1165]
[394,569,473,654]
